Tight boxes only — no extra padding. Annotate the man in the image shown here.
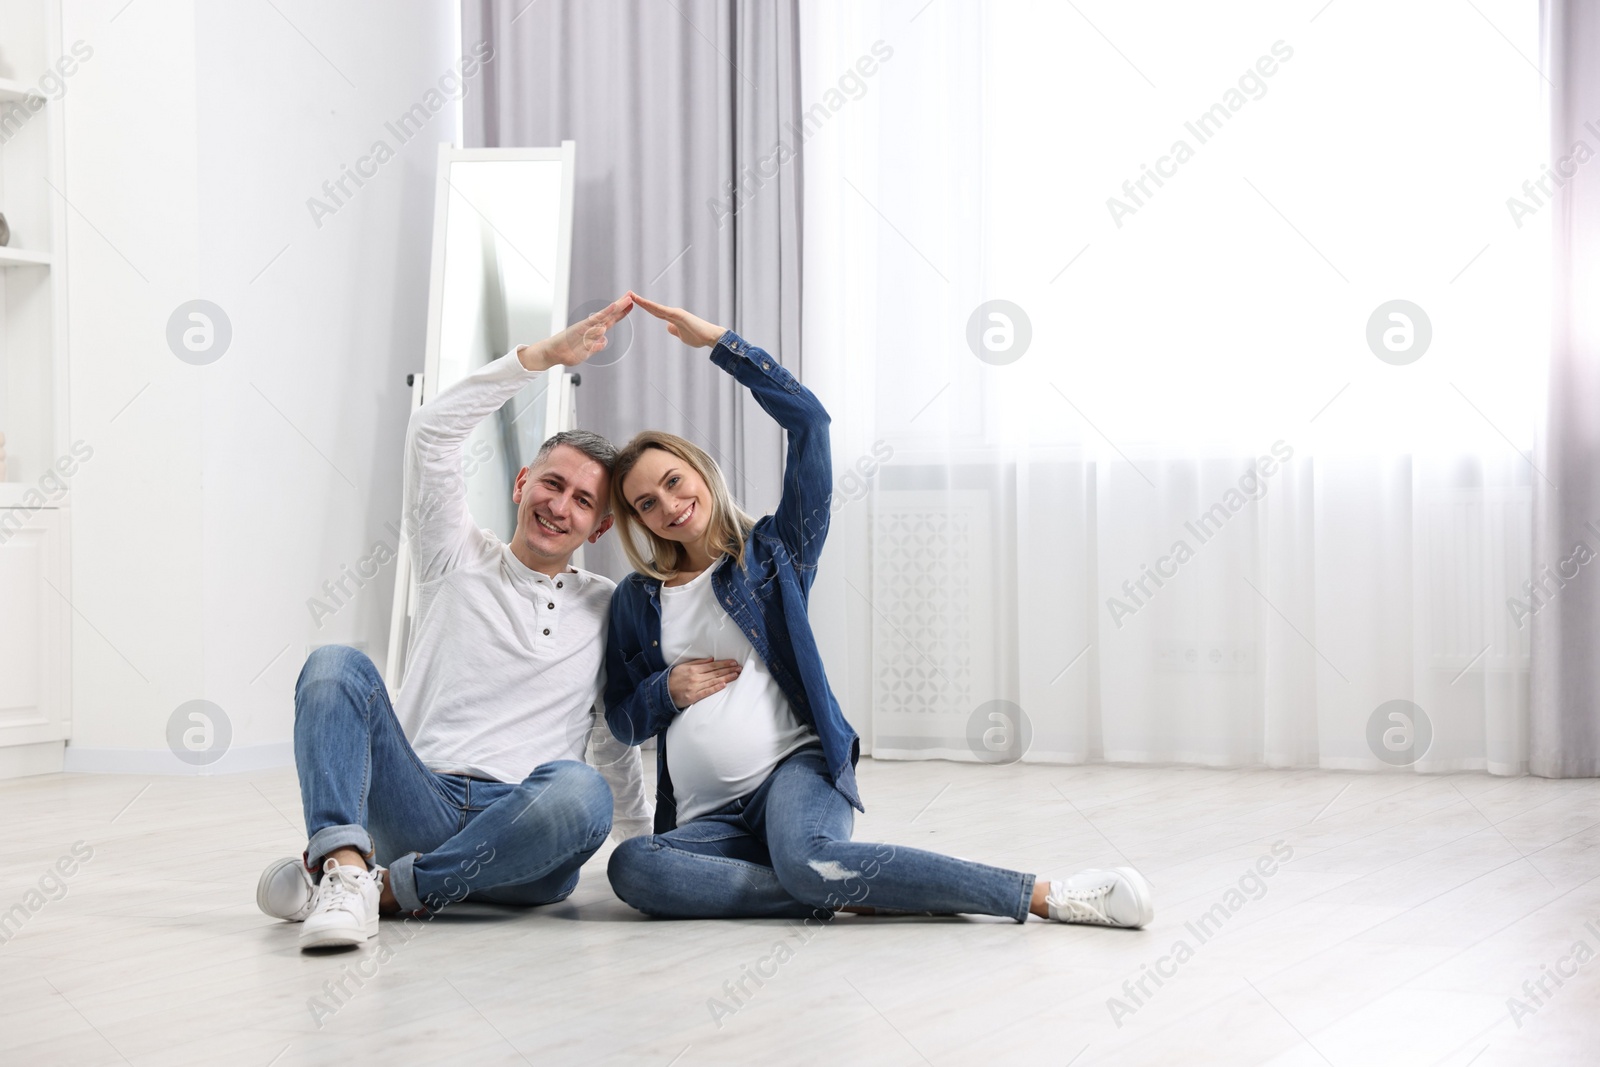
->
[257,294,651,950]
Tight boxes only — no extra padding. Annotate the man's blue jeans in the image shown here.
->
[293,645,613,914]
[608,746,1034,922]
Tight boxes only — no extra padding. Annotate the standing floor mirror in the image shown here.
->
[385,142,579,688]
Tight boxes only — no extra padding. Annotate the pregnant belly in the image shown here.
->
[665,671,810,796]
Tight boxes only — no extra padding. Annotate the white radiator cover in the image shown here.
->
[869,488,996,759]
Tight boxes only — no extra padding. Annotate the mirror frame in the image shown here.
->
[385,142,579,689]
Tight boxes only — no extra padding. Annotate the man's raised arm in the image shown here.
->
[402,295,635,582]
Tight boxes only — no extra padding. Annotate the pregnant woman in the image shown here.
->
[602,292,1154,928]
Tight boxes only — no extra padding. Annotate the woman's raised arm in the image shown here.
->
[630,292,833,584]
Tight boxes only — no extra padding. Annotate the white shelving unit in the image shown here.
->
[0,0,72,778]
[0,76,43,102]
[0,245,51,267]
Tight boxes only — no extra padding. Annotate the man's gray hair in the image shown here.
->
[533,429,618,475]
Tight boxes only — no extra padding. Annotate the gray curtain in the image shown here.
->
[463,0,803,581]
[1531,0,1600,776]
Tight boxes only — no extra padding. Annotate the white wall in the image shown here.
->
[62,0,465,770]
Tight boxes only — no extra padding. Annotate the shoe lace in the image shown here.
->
[1047,884,1113,924]
[316,862,374,914]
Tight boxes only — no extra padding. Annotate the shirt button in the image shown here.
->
[543,628,550,636]
[762,360,771,370]
[556,581,563,588]
[651,640,658,646]
[548,602,555,609]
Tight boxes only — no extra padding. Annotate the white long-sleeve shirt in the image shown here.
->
[396,349,651,837]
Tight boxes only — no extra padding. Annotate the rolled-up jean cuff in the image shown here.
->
[387,851,424,914]
[1014,872,1037,923]
[306,825,373,872]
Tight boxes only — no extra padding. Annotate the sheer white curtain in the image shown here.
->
[801,0,1546,774]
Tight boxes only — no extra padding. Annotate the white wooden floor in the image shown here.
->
[1,759,1597,1066]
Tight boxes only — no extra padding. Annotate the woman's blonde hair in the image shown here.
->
[609,431,758,581]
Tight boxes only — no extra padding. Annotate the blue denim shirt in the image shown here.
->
[603,330,862,832]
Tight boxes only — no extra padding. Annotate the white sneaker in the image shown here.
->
[257,856,316,922]
[1045,867,1154,928]
[299,858,383,950]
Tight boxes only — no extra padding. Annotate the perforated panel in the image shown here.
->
[869,489,993,757]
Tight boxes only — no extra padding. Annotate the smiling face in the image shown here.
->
[510,444,613,574]
[622,446,713,546]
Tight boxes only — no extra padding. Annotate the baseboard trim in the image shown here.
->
[62,742,294,776]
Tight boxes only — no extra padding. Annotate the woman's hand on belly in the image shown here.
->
[668,657,742,710]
